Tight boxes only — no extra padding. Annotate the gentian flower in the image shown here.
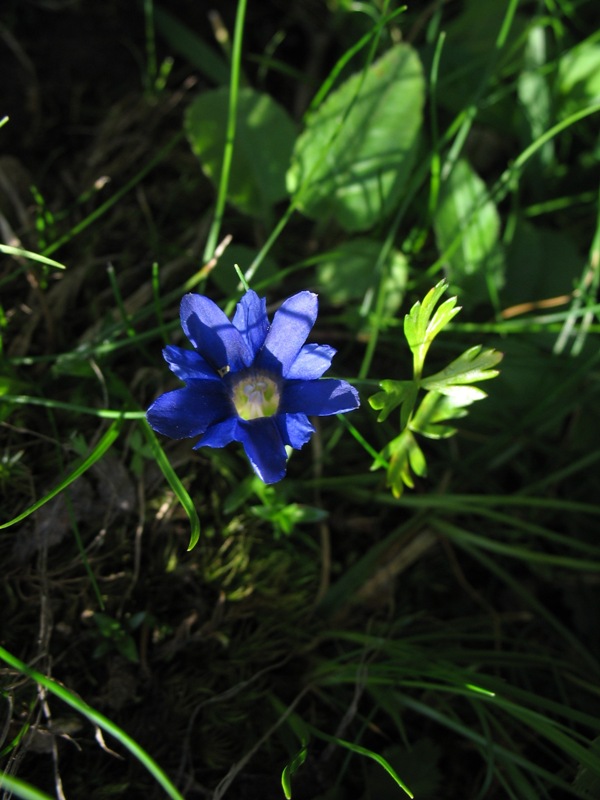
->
[147,289,360,483]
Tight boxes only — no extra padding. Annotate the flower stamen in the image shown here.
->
[232,371,280,421]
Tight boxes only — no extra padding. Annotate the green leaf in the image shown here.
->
[281,744,308,799]
[317,238,408,312]
[154,5,230,85]
[557,44,600,119]
[0,646,186,800]
[369,380,418,428]
[141,420,201,551]
[433,158,505,307]
[0,244,66,270]
[381,430,427,498]
[309,725,414,798]
[421,345,503,391]
[0,772,55,800]
[251,503,328,536]
[287,44,425,231]
[185,87,297,219]
[403,280,461,377]
[0,419,122,530]
[410,390,474,440]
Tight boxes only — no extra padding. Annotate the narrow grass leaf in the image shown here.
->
[0,244,66,270]
[0,773,54,800]
[281,744,308,799]
[141,420,200,550]
[0,418,122,529]
[0,646,185,800]
[309,727,414,798]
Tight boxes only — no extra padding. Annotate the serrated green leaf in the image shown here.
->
[410,389,487,440]
[185,87,296,219]
[287,44,425,231]
[382,430,427,497]
[436,384,488,403]
[404,280,461,376]
[422,345,503,391]
[433,158,505,307]
[369,380,418,426]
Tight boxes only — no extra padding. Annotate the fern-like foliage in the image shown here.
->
[369,280,502,497]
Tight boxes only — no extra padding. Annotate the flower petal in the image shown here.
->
[282,379,360,416]
[180,293,251,373]
[194,416,288,483]
[193,416,241,449]
[256,291,318,376]
[286,343,336,380]
[146,383,232,439]
[232,290,269,358]
[276,412,315,449]
[238,418,288,483]
[163,345,220,382]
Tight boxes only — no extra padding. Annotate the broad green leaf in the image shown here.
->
[317,238,408,314]
[287,44,425,231]
[404,280,461,377]
[557,44,600,119]
[422,345,503,391]
[433,158,505,307]
[185,87,297,219]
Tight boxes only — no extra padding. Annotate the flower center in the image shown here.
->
[231,371,280,421]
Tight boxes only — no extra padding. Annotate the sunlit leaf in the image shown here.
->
[557,44,600,118]
[434,158,505,307]
[369,380,418,428]
[288,44,425,231]
[382,430,427,497]
[317,238,408,319]
[404,280,461,376]
[281,744,308,799]
[422,345,503,391]
[410,390,471,439]
[185,87,297,219]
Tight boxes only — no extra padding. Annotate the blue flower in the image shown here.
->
[147,289,360,483]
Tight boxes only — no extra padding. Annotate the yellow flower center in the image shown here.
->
[232,371,280,421]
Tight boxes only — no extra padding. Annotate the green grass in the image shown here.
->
[2,0,600,797]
